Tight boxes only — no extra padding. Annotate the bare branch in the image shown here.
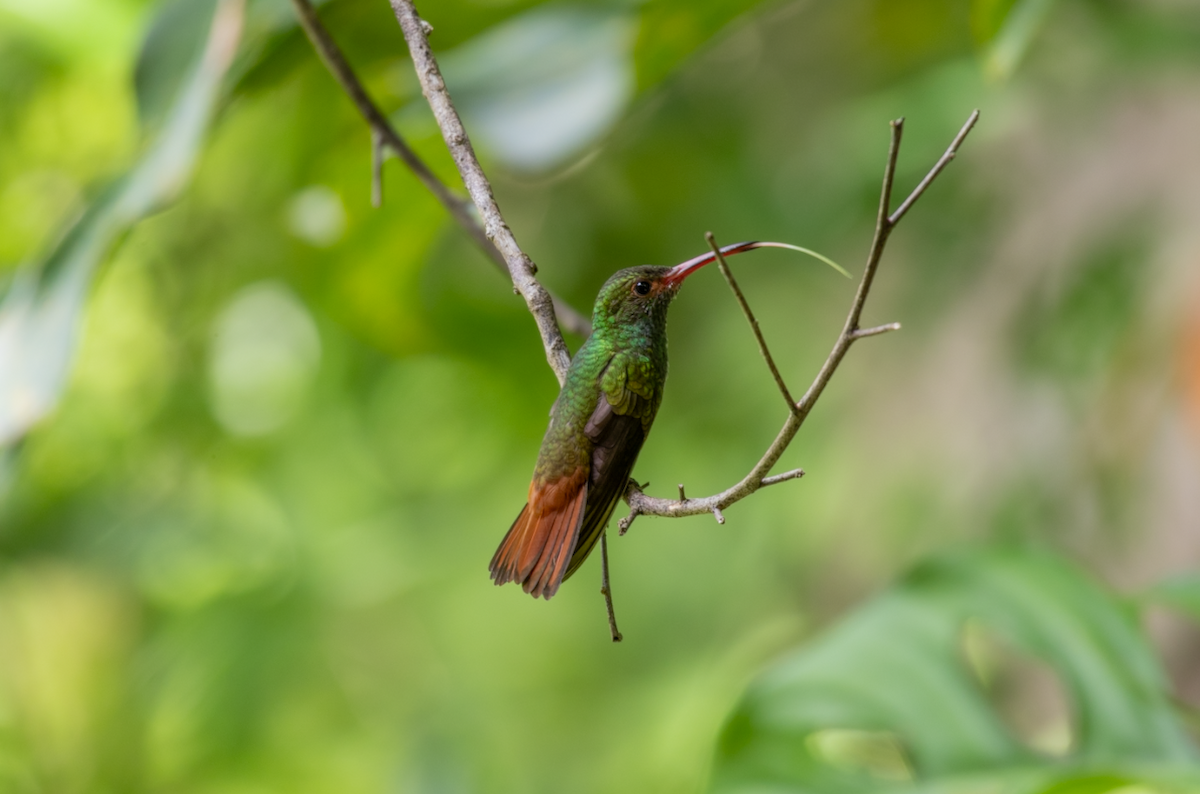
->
[287,0,591,343]
[849,322,901,340]
[600,531,622,642]
[623,111,979,523]
[889,111,981,226]
[760,468,805,487]
[708,231,798,413]
[388,0,573,384]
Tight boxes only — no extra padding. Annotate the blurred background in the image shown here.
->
[1,0,1200,791]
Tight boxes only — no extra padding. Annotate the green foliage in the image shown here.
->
[1147,575,1200,625]
[971,0,1057,80]
[1014,231,1146,385]
[712,548,1200,794]
[1,0,1199,793]
[134,0,220,133]
[0,0,240,446]
[634,0,762,90]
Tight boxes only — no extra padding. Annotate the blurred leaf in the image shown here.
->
[634,0,764,90]
[438,6,636,171]
[0,0,244,447]
[971,0,1056,81]
[235,0,773,171]
[232,0,544,98]
[134,0,219,133]
[0,563,142,792]
[1145,574,1200,623]
[1014,232,1144,386]
[711,548,1199,794]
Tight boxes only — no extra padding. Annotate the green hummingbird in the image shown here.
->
[490,241,812,599]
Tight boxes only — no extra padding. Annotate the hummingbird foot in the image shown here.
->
[618,478,648,536]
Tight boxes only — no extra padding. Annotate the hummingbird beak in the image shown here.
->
[662,240,852,287]
[662,241,765,287]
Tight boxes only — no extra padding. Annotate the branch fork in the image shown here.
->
[621,111,980,526]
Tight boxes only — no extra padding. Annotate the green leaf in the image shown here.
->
[634,0,765,90]
[134,0,220,133]
[0,0,244,447]
[1145,574,1200,623]
[711,547,1199,794]
[435,6,636,171]
[971,0,1056,81]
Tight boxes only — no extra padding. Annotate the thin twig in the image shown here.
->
[849,322,901,340]
[707,231,797,413]
[622,111,980,522]
[760,468,804,487]
[600,531,622,642]
[286,0,591,342]
[889,113,980,226]
[389,0,573,384]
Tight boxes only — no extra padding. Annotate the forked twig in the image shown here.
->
[623,111,980,524]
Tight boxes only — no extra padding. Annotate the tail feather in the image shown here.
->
[490,471,588,600]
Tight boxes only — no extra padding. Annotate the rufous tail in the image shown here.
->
[489,472,588,599]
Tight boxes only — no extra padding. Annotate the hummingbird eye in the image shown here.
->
[633,280,652,296]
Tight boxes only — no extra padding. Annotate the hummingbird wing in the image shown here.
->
[562,360,658,579]
[489,467,589,599]
[490,353,661,599]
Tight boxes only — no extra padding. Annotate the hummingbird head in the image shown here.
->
[592,264,676,332]
[591,241,804,333]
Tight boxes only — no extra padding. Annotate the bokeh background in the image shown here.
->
[2,0,1200,791]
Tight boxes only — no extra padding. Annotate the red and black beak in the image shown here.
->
[662,240,851,288]
[662,241,822,287]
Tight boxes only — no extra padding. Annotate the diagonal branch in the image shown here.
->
[287,0,591,347]
[707,231,798,413]
[621,110,980,529]
[388,0,573,385]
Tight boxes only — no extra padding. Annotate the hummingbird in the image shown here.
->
[490,240,826,599]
